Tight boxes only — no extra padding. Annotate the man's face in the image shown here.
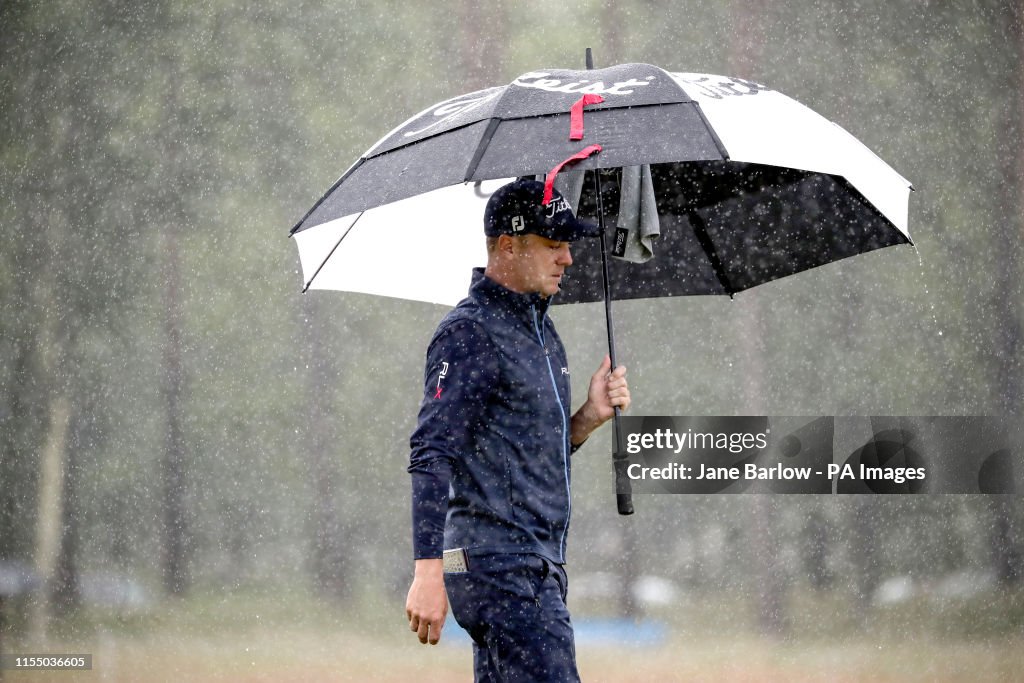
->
[509,233,574,298]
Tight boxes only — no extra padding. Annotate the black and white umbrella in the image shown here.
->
[292,62,912,304]
[290,60,914,513]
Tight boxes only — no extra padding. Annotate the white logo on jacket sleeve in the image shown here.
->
[561,367,569,375]
[434,361,449,399]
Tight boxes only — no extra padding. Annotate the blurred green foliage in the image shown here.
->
[0,0,1021,646]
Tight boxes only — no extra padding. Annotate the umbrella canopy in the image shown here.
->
[291,63,912,305]
[290,61,915,516]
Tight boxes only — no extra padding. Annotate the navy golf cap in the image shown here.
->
[484,179,601,241]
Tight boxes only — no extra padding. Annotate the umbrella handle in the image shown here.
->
[612,407,634,515]
[593,168,635,516]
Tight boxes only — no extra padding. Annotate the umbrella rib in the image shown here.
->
[290,158,366,236]
[688,211,736,296]
[464,118,503,181]
[301,211,366,293]
[691,101,730,161]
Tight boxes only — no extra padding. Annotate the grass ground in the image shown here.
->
[3,584,1022,682]
[4,629,1023,682]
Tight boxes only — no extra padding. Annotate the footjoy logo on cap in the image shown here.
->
[511,215,525,232]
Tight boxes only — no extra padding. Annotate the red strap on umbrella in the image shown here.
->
[569,94,605,140]
[543,144,602,205]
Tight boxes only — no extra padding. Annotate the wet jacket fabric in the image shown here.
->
[408,268,573,564]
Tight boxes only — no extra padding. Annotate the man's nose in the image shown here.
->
[559,244,573,266]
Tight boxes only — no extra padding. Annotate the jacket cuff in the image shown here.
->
[410,459,451,558]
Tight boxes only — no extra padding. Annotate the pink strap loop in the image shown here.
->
[543,144,602,205]
[569,94,605,140]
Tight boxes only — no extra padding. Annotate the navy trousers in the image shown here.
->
[445,553,581,683]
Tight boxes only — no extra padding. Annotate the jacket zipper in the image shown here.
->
[532,304,571,562]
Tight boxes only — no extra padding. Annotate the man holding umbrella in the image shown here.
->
[406,178,631,682]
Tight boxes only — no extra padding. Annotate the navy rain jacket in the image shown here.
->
[409,268,575,565]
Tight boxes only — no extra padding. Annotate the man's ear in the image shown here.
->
[496,233,516,257]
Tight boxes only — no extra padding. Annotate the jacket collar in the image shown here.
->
[469,267,553,322]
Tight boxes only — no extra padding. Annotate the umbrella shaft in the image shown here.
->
[593,169,634,516]
[593,171,618,371]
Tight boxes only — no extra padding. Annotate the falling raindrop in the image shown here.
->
[914,245,943,337]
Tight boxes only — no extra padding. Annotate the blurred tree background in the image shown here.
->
[1,0,1022,679]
